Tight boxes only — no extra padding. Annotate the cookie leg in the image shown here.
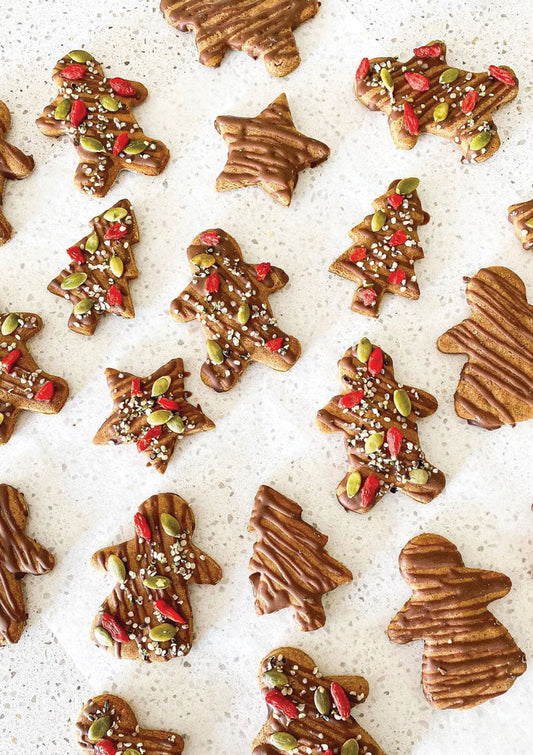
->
[74,156,122,199]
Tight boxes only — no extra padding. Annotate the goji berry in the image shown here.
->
[403,101,419,136]
[35,381,55,402]
[387,427,403,458]
[101,613,130,643]
[266,337,283,352]
[67,245,85,264]
[106,285,123,307]
[112,132,130,156]
[388,269,407,285]
[367,347,383,376]
[256,262,272,280]
[130,377,142,397]
[105,223,128,240]
[205,271,220,293]
[361,474,380,507]
[158,397,179,411]
[461,90,479,114]
[340,390,364,409]
[70,99,87,127]
[405,71,430,91]
[355,57,370,81]
[137,426,162,452]
[388,194,403,209]
[60,63,85,80]
[200,230,220,246]
[389,230,407,247]
[413,44,441,58]
[133,512,151,540]
[94,740,117,755]
[350,246,367,262]
[109,77,136,97]
[330,681,351,720]
[2,349,21,373]
[358,287,377,307]
[488,65,515,86]
[265,689,299,720]
[153,599,186,624]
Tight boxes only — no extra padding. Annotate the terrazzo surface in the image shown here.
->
[0,0,532,753]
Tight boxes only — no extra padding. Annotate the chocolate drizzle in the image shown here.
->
[437,266,533,429]
[508,198,533,251]
[0,485,55,645]
[0,99,34,246]
[215,94,330,206]
[388,533,527,709]
[160,0,320,77]
[248,486,352,631]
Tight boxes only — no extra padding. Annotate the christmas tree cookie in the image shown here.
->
[355,41,518,163]
[90,493,222,662]
[36,50,169,197]
[170,229,301,392]
[248,485,352,631]
[0,99,34,246]
[316,339,445,513]
[329,177,429,317]
[508,198,533,251]
[388,533,527,709]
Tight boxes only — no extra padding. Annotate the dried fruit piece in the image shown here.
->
[387,194,403,209]
[70,99,87,127]
[266,337,283,352]
[109,77,136,97]
[414,44,441,58]
[350,246,367,261]
[61,63,85,80]
[355,57,370,81]
[367,347,383,376]
[388,269,407,285]
[461,90,479,114]
[106,284,123,307]
[200,230,220,246]
[265,689,299,720]
[488,65,515,86]
[403,101,419,136]
[340,390,364,409]
[112,132,130,155]
[389,230,407,247]
[94,740,118,755]
[405,71,430,91]
[256,262,272,280]
[386,427,403,458]
[67,245,85,264]
[2,349,21,373]
[153,599,186,624]
[105,223,128,240]
[331,681,351,720]
[34,381,55,401]
[358,286,377,307]
[158,397,179,411]
[361,474,380,507]
[101,613,130,643]
[205,271,221,293]
[130,377,142,397]
[133,513,151,540]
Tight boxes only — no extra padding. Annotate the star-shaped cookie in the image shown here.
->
[215,93,330,206]
[93,358,215,473]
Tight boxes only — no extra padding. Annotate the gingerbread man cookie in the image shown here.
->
[508,198,533,251]
[36,50,169,197]
[0,100,34,246]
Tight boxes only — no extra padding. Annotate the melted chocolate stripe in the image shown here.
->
[508,198,533,251]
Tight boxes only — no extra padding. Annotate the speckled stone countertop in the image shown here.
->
[0,0,531,753]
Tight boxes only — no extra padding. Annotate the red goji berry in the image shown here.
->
[112,132,130,156]
[70,99,87,127]
[133,512,151,540]
[2,349,21,373]
[340,390,364,409]
[389,230,407,247]
[388,269,407,285]
[388,194,403,209]
[367,347,383,376]
[461,90,479,114]
[350,246,367,262]
[153,599,186,624]
[488,65,515,86]
[106,285,123,307]
[405,71,430,91]
[355,57,370,81]
[67,245,85,264]
[158,397,179,411]
[101,613,130,643]
[105,223,128,240]
[330,681,351,720]
[200,230,220,246]
[265,689,299,720]
[358,287,377,307]
[413,44,441,58]
[266,337,283,352]
[137,425,162,452]
[130,377,142,397]
[205,271,220,293]
[387,426,403,458]
[361,474,380,507]
[109,77,136,97]
[35,381,55,402]
[256,262,272,281]
[403,101,419,136]
[94,740,117,755]
[60,63,85,80]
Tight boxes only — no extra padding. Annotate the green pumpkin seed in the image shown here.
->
[371,210,386,232]
[88,715,111,742]
[356,337,372,363]
[151,376,171,397]
[73,298,94,316]
[525,218,533,229]
[409,468,429,485]
[109,255,124,278]
[68,50,93,63]
[160,512,181,537]
[1,313,20,336]
[433,102,449,122]
[393,389,412,417]
[149,623,178,642]
[380,68,394,92]
[346,471,362,498]
[166,415,185,434]
[365,432,384,455]
[147,409,173,426]
[61,272,87,290]
[54,98,72,120]
[341,739,360,755]
[99,94,119,112]
[85,233,99,253]
[104,207,128,222]
[314,686,331,715]
[263,670,288,688]
[237,301,251,325]
[396,177,420,195]
[143,575,171,589]
[124,139,147,155]
[107,554,126,583]
[80,136,105,153]
[94,626,114,647]
[0,413,4,426]
[123,750,141,755]
[439,67,459,84]
[269,732,298,751]
[191,253,215,268]
[469,130,492,151]
[207,339,224,364]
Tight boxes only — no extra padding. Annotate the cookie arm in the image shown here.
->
[138,727,184,755]
[328,674,369,704]
[256,265,289,294]
[189,545,222,585]
[0,139,34,179]
[36,104,66,137]
[436,320,470,354]
[169,288,198,322]
[402,384,439,418]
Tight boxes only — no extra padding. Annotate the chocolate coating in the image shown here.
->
[0,99,34,246]
[508,198,533,251]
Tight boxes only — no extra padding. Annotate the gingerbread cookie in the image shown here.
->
[330,177,429,317]
[388,533,527,710]
[170,229,301,392]
[0,100,34,246]
[76,693,184,754]
[214,94,330,206]
[437,267,533,429]
[508,198,533,251]
[48,199,139,335]
[253,647,385,755]
[355,41,518,163]
[0,311,69,444]
[0,485,55,645]
[90,493,222,662]
[249,486,352,632]
[316,339,445,513]
[93,358,215,473]
[160,0,320,77]
[36,50,169,197]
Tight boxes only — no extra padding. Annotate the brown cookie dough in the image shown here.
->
[0,99,34,246]
[36,50,169,197]
[170,229,301,391]
[355,41,518,163]
[388,533,527,709]
[0,485,55,646]
[437,266,533,429]
[508,198,533,251]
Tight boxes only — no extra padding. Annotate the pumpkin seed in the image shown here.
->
[191,253,215,268]
[124,139,147,155]
[143,575,171,589]
[356,337,372,363]
[237,301,251,325]
[314,686,331,715]
[371,210,386,232]
[147,409,173,426]
[346,471,362,498]
[365,432,384,455]
[61,272,87,290]
[409,468,429,485]
[207,339,224,364]
[393,389,412,417]
[54,98,72,120]
[69,49,93,63]
[109,255,124,278]
[123,750,141,755]
[0,413,4,426]
[1,313,19,336]
[94,626,114,647]
[525,218,533,229]
[341,739,360,755]
[166,415,185,434]
[80,136,105,153]
[88,715,111,742]
[263,670,288,688]
[85,233,99,253]
[99,94,119,112]
[160,512,181,537]
[73,298,94,316]
[151,375,171,397]
[433,102,449,122]
[104,207,128,222]
[107,554,126,583]
[380,68,394,92]
[149,623,178,642]
[439,67,459,84]
[269,732,298,751]
[396,177,420,195]
[469,130,492,151]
